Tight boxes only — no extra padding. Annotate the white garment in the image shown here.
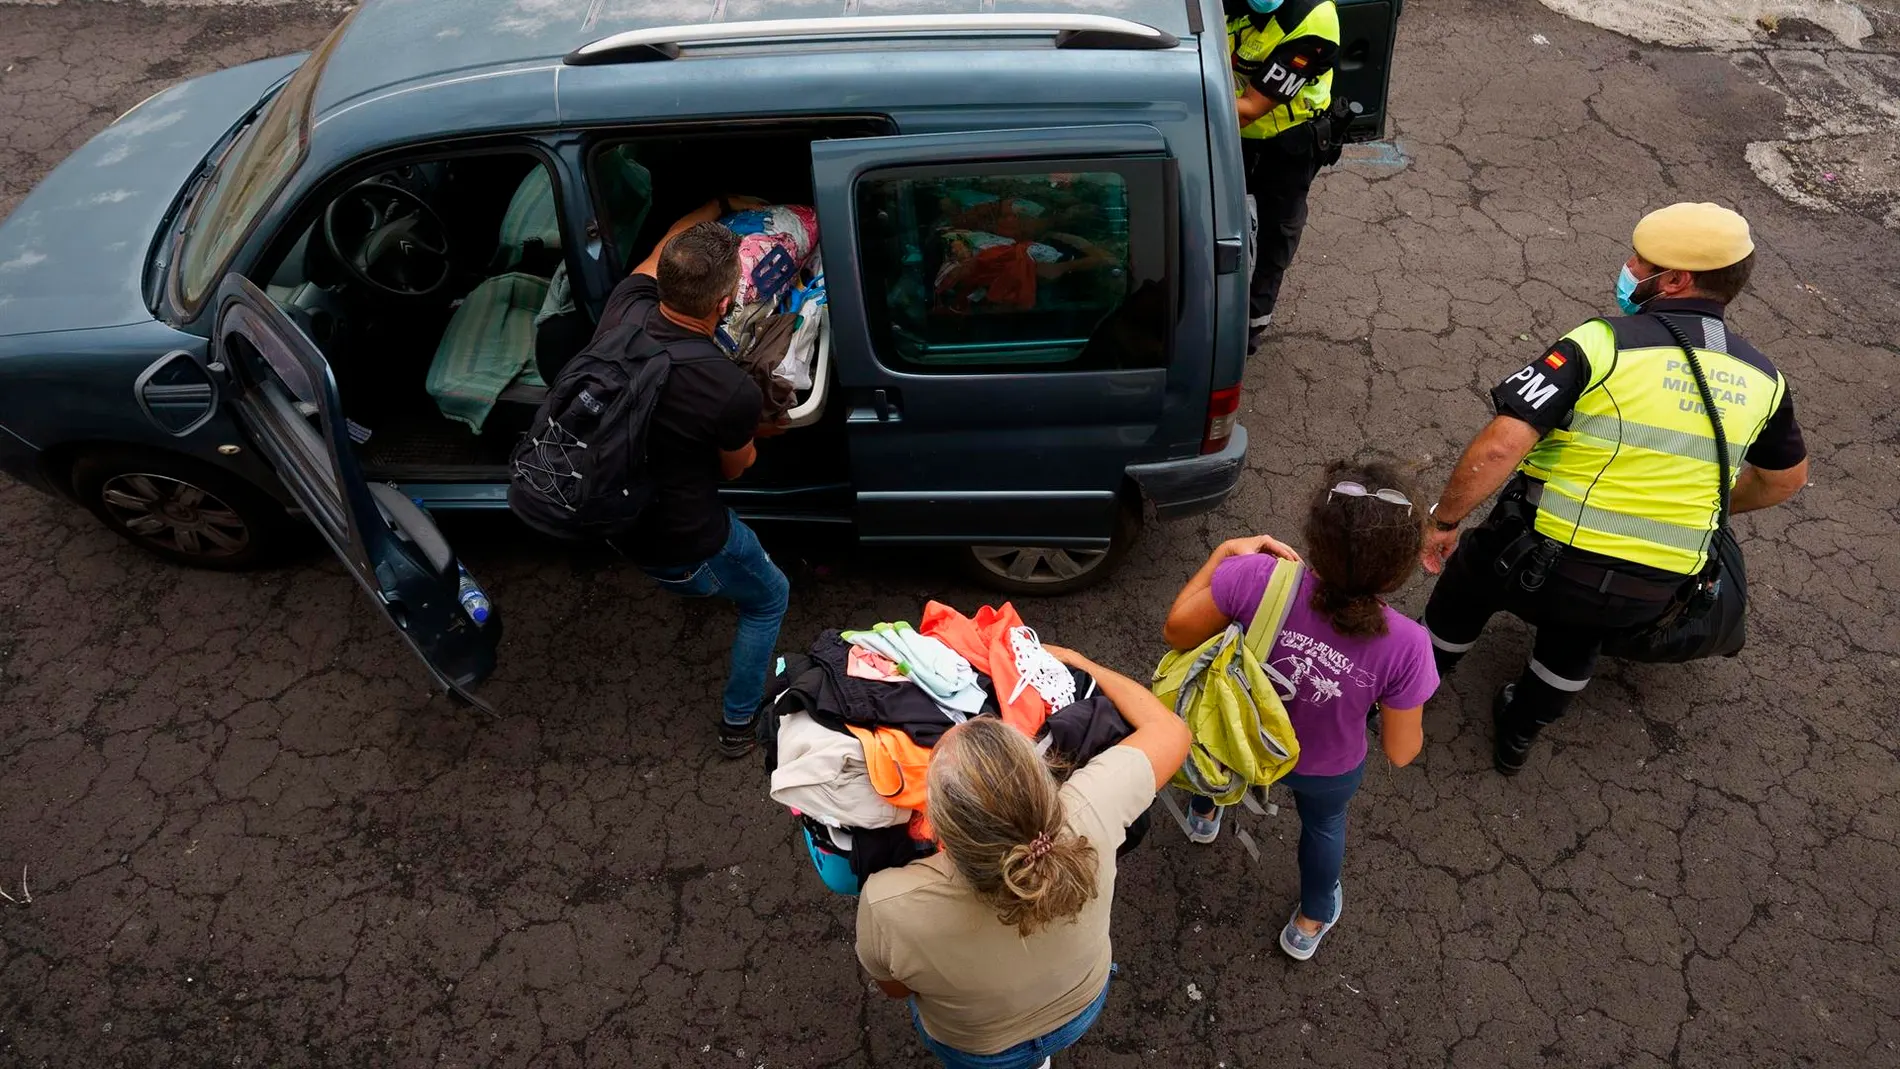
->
[948,229,1064,264]
[1007,626,1076,710]
[776,253,826,391]
[771,712,912,829]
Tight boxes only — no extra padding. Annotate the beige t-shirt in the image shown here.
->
[854,745,1157,1055]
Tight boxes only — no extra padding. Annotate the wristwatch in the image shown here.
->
[1428,503,1461,532]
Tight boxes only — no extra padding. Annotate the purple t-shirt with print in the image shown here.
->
[1210,554,1439,776]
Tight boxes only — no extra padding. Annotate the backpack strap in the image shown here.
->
[1241,559,1303,661]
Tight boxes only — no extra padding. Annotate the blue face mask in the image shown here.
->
[1248,0,1286,13]
[1615,265,1663,315]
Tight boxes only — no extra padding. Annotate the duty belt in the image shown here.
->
[1517,480,1687,602]
[1551,558,1683,601]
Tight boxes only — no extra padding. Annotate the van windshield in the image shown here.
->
[174,16,350,311]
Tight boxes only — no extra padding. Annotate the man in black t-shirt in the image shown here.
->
[601,198,787,758]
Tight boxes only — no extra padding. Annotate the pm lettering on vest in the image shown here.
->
[1257,62,1310,98]
[1506,365,1559,409]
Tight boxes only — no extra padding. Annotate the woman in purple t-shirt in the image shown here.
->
[1163,461,1439,961]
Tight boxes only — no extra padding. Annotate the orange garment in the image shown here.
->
[847,723,936,839]
[919,601,1051,737]
[936,243,1037,313]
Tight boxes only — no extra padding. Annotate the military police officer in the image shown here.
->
[1418,203,1810,775]
[1225,0,1343,353]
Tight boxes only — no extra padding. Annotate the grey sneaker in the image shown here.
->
[1185,803,1222,844]
[1279,882,1342,961]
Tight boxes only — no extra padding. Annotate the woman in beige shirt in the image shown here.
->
[855,647,1190,1069]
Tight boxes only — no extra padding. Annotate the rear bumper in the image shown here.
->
[1125,426,1248,522]
[0,422,54,495]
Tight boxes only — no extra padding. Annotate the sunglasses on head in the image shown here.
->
[1328,482,1413,514]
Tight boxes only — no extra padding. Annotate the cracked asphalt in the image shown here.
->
[2,1,1897,1066]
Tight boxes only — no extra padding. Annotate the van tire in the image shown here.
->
[960,498,1141,597]
[70,449,293,571]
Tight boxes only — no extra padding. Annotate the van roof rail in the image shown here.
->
[564,13,1181,66]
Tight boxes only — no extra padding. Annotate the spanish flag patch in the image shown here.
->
[1543,351,1567,370]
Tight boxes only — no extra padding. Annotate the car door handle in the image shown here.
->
[1215,238,1245,275]
[848,387,903,424]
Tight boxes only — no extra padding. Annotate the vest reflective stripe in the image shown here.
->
[1531,485,1716,553]
[1565,411,1749,470]
[1229,3,1339,139]
[1519,316,1787,574]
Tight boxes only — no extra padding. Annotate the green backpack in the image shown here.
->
[1152,560,1304,805]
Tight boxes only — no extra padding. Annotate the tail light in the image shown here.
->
[1202,385,1241,455]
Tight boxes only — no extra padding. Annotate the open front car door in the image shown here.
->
[212,275,500,709]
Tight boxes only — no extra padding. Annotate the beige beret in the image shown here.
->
[1632,202,1755,271]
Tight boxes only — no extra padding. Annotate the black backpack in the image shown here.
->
[507,321,673,542]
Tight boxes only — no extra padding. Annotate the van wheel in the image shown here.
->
[70,450,291,571]
[960,499,1140,597]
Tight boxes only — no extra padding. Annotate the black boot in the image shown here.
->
[1492,684,1540,776]
[717,719,757,760]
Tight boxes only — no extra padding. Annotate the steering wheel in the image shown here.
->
[322,182,451,297]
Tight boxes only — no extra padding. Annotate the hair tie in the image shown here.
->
[1028,832,1054,861]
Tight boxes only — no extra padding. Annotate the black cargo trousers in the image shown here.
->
[1423,494,1676,739]
[1242,121,1323,336]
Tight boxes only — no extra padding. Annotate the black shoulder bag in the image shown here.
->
[1601,315,1748,663]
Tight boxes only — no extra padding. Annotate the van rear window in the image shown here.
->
[856,163,1173,373]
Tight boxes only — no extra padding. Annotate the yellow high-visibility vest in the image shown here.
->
[1228,1,1339,139]
[1519,315,1788,574]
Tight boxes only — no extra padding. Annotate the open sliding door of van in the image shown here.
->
[1335,0,1403,141]
[811,125,1180,554]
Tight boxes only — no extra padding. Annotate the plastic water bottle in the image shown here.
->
[456,564,491,626]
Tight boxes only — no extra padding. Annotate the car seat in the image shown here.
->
[424,271,550,433]
[425,150,652,432]
[494,167,562,271]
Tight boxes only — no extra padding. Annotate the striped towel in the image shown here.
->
[426,272,549,433]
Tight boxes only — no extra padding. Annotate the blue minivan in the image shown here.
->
[0,0,1399,701]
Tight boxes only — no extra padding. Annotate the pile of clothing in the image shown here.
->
[931,187,1069,314]
[716,204,827,423]
[761,602,1140,895]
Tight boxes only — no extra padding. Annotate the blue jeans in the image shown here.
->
[1191,761,1366,923]
[640,514,789,726]
[910,977,1112,1069]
